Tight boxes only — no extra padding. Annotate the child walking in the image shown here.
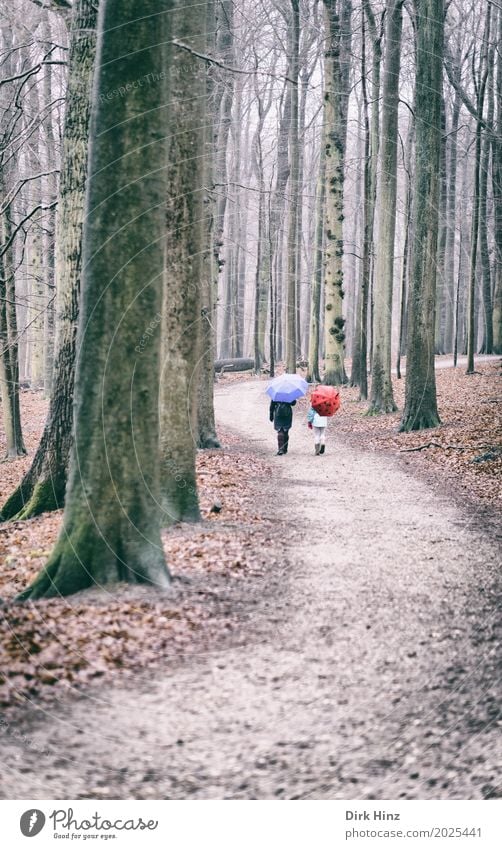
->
[307,406,327,455]
[269,400,296,455]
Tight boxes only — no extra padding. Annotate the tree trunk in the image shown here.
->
[434,95,447,354]
[43,17,57,396]
[400,0,443,432]
[479,38,495,354]
[351,1,383,398]
[196,0,221,450]
[322,0,352,385]
[1,0,97,520]
[396,113,414,380]
[443,90,460,353]
[368,0,404,413]
[18,0,171,600]
[159,1,206,524]
[466,5,491,374]
[307,143,326,383]
[286,0,300,373]
[0,26,26,459]
[492,5,502,353]
[213,0,235,359]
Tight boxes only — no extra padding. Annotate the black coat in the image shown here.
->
[269,400,296,431]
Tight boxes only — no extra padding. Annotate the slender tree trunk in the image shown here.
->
[369,0,404,413]
[400,0,443,432]
[0,27,26,458]
[466,5,491,374]
[434,95,447,354]
[18,0,172,600]
[214,0,235,359]
[286,0,300,373]
[396,113,414,380]
[268,78,291,368]
[197,0,221,449]
[352,2,382,397]
[479,40,494,354]
[0,212,26,459]
[1,0,97,520]
[492,6,502,353]
[43,17,57,396]
[443,91,460,353]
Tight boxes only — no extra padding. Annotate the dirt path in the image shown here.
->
[1,380,500,800]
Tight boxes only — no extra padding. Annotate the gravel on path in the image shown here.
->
[0,379,500,800]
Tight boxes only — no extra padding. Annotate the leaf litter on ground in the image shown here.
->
[0,358,499,712]
[0,404,274,711]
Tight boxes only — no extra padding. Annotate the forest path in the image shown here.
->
[1,380,500,800]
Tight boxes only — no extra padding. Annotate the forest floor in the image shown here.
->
[0,357,500,799]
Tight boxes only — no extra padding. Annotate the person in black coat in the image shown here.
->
[269,400,296,455]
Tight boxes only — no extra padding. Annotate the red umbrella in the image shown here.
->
[311,385,341,417]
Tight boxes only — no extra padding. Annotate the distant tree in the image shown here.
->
[493,4,502,353]
[369,0,404,413]
[196,0,221,450]
[400,0,443,432]
[18,0,171,599]
[466,3,491,373]
[285,0,300,373]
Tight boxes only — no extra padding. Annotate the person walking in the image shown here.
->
[269,400,296,455]
[307,406,327,455]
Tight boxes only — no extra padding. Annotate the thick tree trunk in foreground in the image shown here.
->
[368,0,403,413]
[400,0,443,432]
[160,1,204,524]
[18,0,171,600]
[1,0,97,520]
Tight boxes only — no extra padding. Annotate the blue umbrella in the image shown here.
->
[266,373,308,403]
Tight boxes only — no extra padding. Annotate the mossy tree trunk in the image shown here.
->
[159,1,205,524]
[307,141,326,384]
[368,0,404,414]
[400,0,443,432]
[18,0,171,600]
[1,0,97,520]
[322,0,352,386]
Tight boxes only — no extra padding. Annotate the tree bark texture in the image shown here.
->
[400,0,443,432]
[18,0,171,599]
[160,0,206,524]
[368,0,403,413]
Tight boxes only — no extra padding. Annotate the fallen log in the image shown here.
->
[214,358,255,374]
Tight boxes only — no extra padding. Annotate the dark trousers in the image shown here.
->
[277,428,289,454]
